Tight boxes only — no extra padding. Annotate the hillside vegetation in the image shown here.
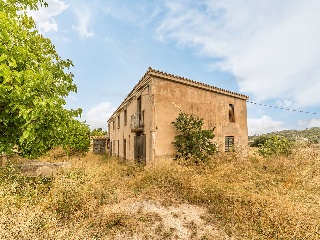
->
[249,127,320,143]
[0,147,319,239]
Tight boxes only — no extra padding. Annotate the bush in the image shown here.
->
[250,134,270,147]
[61,120,91,157]
[257,135,294,157]
[172,112,217,163]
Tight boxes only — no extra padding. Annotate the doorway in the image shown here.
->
[134,134,146,165]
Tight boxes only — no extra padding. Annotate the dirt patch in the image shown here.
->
[104,199,231,239]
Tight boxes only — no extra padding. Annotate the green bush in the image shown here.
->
[250,134,270,147]
[172,112,217,163]
[257,136,294,157]
[61,120,91,157]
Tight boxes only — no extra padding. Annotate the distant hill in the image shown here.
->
[249,127,320,144]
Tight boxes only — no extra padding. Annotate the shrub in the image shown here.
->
[61,120,91,157]
[250,134,270,147]
[172,112,217,163]
[257,135,294,157]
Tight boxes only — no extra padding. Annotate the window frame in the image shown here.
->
[225,136,234,152]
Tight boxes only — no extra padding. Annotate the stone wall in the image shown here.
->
[90,135,108,154]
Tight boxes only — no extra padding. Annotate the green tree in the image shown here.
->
[0,0,88,158]
[250,134,270,147]
[61,120,90,157]
[257,135,295,157]
[172,112,217,163]
[90,128,107,136]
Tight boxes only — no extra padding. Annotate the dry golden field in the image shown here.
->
[0,146,319,239]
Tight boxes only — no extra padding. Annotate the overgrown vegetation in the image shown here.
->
[249,127,320,144]
[172,112,218,163]
[250,134,271,147]
[257,135,295,157]
[1,146,319,239]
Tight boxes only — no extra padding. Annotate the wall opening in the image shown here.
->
[229,104,235,122]
[117,140,119,157]
[137,96,142,113]
[134,134,146,165]
[225,136,234,152]
[124,109,127,125]
[123,139,126,160]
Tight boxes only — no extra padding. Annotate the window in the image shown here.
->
[124,109,127,125]
[123,139,126,159]
[112,120,115,130]
[118,115,120,129]
[137,96,142,113]
[117,140,119,157]
[141,110,145,126]
[225,136,234,152]
[229,104,235,122]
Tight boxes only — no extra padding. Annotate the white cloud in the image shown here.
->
[86,102,116,130]
[72,4,94,39]
[67,95,77,101]
[248,115,285,135]
[298,118,320,128]
[277,100,292,108]
[29,0,68,32]
[157,0,320,107]
[102,0,162,27]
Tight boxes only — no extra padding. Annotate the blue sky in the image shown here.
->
[29,0,320,135]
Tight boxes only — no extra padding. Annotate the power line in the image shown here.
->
[246,100,320,116]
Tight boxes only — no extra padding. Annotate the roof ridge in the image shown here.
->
[108,67,249,121]
[147,67,249,99]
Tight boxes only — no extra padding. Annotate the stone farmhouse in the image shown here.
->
[107,67,249,165]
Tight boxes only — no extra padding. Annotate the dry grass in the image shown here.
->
[0,146,319,239]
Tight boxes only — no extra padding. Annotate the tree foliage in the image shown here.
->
[0,0,89,158]
[250,134,270,147]
[172,112,217,163]
[257,136,295,157]
[61,120,90,157]
[90,128,107,136]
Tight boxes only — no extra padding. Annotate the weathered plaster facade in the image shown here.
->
[108,68,249,165]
